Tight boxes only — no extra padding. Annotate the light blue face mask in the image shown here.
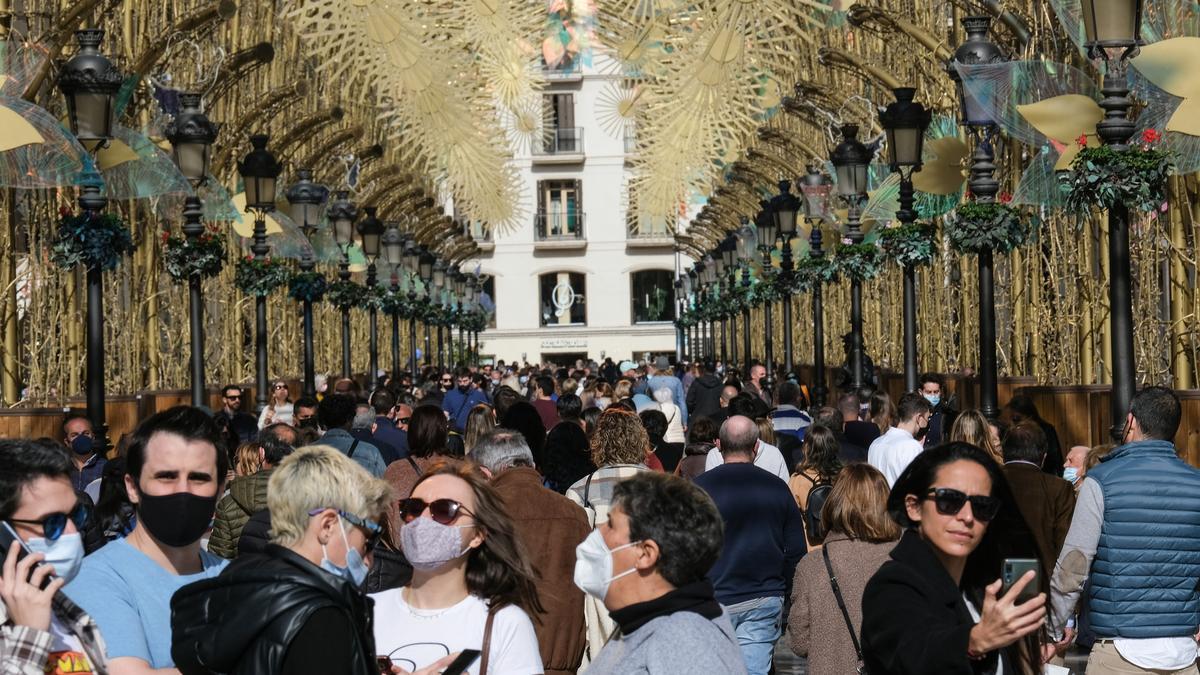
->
[320,515,369,587]
[924,394,941,407]
[1062,467,1079,484]
[25,532,85,583]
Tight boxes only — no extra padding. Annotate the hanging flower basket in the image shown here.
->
[50,209,136,272]
[288,271,328,303]
[792,255,838,291]
[327,279,369,310]
[1060,130,1172,214]
[877,221,937,267]
[947,201,1035,254]
[833,242,884,281]
[379,287,408,315]
[234,257,292,297]
[162,229,226,283]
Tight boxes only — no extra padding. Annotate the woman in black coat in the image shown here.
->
[861,442,1047,674]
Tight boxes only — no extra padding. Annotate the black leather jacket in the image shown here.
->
[171,544,377,675]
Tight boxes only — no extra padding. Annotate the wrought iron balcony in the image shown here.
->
[535,210,585,241]
[533,127,584,156]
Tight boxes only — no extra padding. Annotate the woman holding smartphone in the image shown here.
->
[862,442,1047,674]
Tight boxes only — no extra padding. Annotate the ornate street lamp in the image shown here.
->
[432,258,447,372]
[830,123,872,390]
[880,87,932,393]
[383,223,405,378]
[286,169,329,398]
[328,190,358,377]
[166,92,219,407]
[799,164,833,406]
[699,256,716,360]
[755,199,777,381]
[358,206,384,389]
[737,222,756,374]
[686,268,699,359]
[771,180,802,382]
[419,249,436,369]
[949,16,1006,419]
[720,234,737,367]
[403,239,422,373]
[237,135,282,412]
[58,29,122,452]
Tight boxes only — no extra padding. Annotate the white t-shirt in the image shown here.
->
[370,589,543,675]
[703,441,790,481]
[868,426,924,486]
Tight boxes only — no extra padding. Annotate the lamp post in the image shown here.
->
[880,87,932,393]
[949,16,1006,419]
[466,273,480,366]
[685,269,698,359]
[756,199,778,387]
[737,222,756,374]
[418,249,435,371]
[771,180,801,382]
[830,123,872,391]
[358,206,384,390]
[403,240,422,374]
[328,190,358,378]
[432,258,447,372]
[286,169,330,398]
[720,234,738,368]
[58,29,122,451]
[699,257,716,360]
[165,92,218,407]
[383,224,405,378]
[800,164,833,406]
[1079,0,1143,439]
[237,135,281,413]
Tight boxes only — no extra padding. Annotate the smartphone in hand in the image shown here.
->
[0,521,54,590]
[442,649,481,675]
[1001,558,1041,603]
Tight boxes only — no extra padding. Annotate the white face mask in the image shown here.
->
[25,532,85,583]
[574,528,641,601]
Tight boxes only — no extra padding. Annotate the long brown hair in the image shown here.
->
[950,409,1002,464]
[821,463,900,543]
[412,460,544,618]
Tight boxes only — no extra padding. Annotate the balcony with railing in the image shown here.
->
[626,213,674,249]
[535,210,586,250]
[531,127,585,163]
[465,220,494,252]
[542,56,582,81]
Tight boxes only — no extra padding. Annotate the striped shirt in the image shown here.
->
[565,464,650,528]
[772,404,812,439]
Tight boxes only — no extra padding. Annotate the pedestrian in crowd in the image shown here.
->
[1063,444,1088,489]
[462,404,496,454]
[593,382,613,410]
[66,406,231,671]
[862,442,1046,675]
[951,409,1004,464]
[493,385,521,421]
[352,401,402,465]
[471,431,590,675]
[384,405,455,527]
[1,439,109,673]
[231,441,261,478]
[208,426,296,559]
[703,405,790,482]
[580,406,602,439]
[812,406,867,464]
[292,395,319,432]
[332,377,361,398]
[1004,394,1064,476]
[542,395,595,494]
[1002,422,1076,582]
[839,392,881,450]
[788,424,843,549]
[1048,386,1200,673]
[612,379,633,403]
[686,361,724,420]
[93,457,135,544]
[771,381,813,444]
[581,472,746,674]
[62,413,104,494]
[258,379,294,429]
[171,444,390,674]
[501,401,548,467]
[867,392,931,487]
[652,386,686,443]
[316,394,386,478]
[788,463,900,675]
[676,416,717,481]
[643,408,685,473]
[869,390,896,436]
[369,389,409,458]
[215,385,258,444]
[373,460,544,673]
[918,372,957,447]
[743,363,771,407]
[645,356,687,426]
[694,415,805,674]
[532,376,561,432]
[443,367,491,435]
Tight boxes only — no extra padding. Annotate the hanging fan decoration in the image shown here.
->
[91,125,191,200]
[861,114,968,225]
[0,41,87,189]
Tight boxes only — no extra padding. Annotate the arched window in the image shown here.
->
[539,272,586,326]
[631,270,675,324]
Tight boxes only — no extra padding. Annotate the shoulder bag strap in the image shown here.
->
[822,544,865,663]
[479,603,498,675]
[406,455,422,477]
[346,439,359,459]
[582,472,595,510]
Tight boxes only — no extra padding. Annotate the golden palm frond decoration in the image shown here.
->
[596,80,643,139]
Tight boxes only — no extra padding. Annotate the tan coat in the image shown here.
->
[788,535,895,675]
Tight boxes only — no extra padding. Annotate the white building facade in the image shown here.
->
[469,57,680,366]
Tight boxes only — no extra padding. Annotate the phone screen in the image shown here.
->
[1002,558,1040,603]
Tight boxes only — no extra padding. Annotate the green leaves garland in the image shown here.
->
[379,287,408,315]
[792,255,838,291]
[947,202,1034,254]
[326,279,370,310]
[162,230,226,283]
[288,271,328,303]
[50,210,135,272]
[877,221,936,267]
[1060,131,1172,214]
[833,242,884,281]
[234,257,292,297]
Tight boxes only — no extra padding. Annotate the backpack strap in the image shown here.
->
[346,439,359,459]
[823,544,865,668]
[479,603,498,675]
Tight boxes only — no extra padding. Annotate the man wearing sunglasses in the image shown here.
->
[867,392,932,487]
[66,406,230,673]
[215,384,258,445]
[1,439,108,674]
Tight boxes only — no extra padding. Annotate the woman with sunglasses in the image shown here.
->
[861,442,1047,674]
[172,445,392,675]
[372,460,544,674]
[258,380,294,429]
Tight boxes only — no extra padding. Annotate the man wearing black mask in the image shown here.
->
[64,406,230,671]
[63,413,104,494]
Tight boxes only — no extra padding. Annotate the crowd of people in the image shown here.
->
[2,355,1199,675]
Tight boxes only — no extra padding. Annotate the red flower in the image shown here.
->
[1076,134,1088,148]
[160,231,169,244]
[998,191,1013,204]
[1141,128,1162,145]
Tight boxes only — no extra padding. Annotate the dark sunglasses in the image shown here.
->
[274,384,289,390]
[398,498,473,525]
[923,488,1001,522]
[224,394,241,400]
[396,417,411,424]
[9,502,91,541]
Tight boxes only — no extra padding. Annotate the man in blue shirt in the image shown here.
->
[442,367,490,434]
[66,406,230,671]
[646,356,687,426]
[694,415,805,675]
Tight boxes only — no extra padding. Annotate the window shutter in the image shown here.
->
[574,179,583,235]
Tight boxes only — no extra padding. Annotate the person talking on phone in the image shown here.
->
[1,438,109,674]
[861,442,1047,674]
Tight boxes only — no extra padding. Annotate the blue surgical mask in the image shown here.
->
[924,394,941,407]
[518,375,528,385]
[1062,467,1079,484]
[25,532,85,583]
[319,515,369,587]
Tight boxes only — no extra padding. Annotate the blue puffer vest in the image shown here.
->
[1087,439,1200,638]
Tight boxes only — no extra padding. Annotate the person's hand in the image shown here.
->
[1040,642,1057,664]
[1056,627,1076,656]
[390,652,462,674]
[968,572,1047,655]
[0,541,65,632]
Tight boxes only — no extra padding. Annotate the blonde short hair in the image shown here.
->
[268,445,393,547]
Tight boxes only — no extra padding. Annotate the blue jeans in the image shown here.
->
[726,596,784,675]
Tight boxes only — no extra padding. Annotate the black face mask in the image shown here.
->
[135,490,218,548]
[297,417,318,430]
